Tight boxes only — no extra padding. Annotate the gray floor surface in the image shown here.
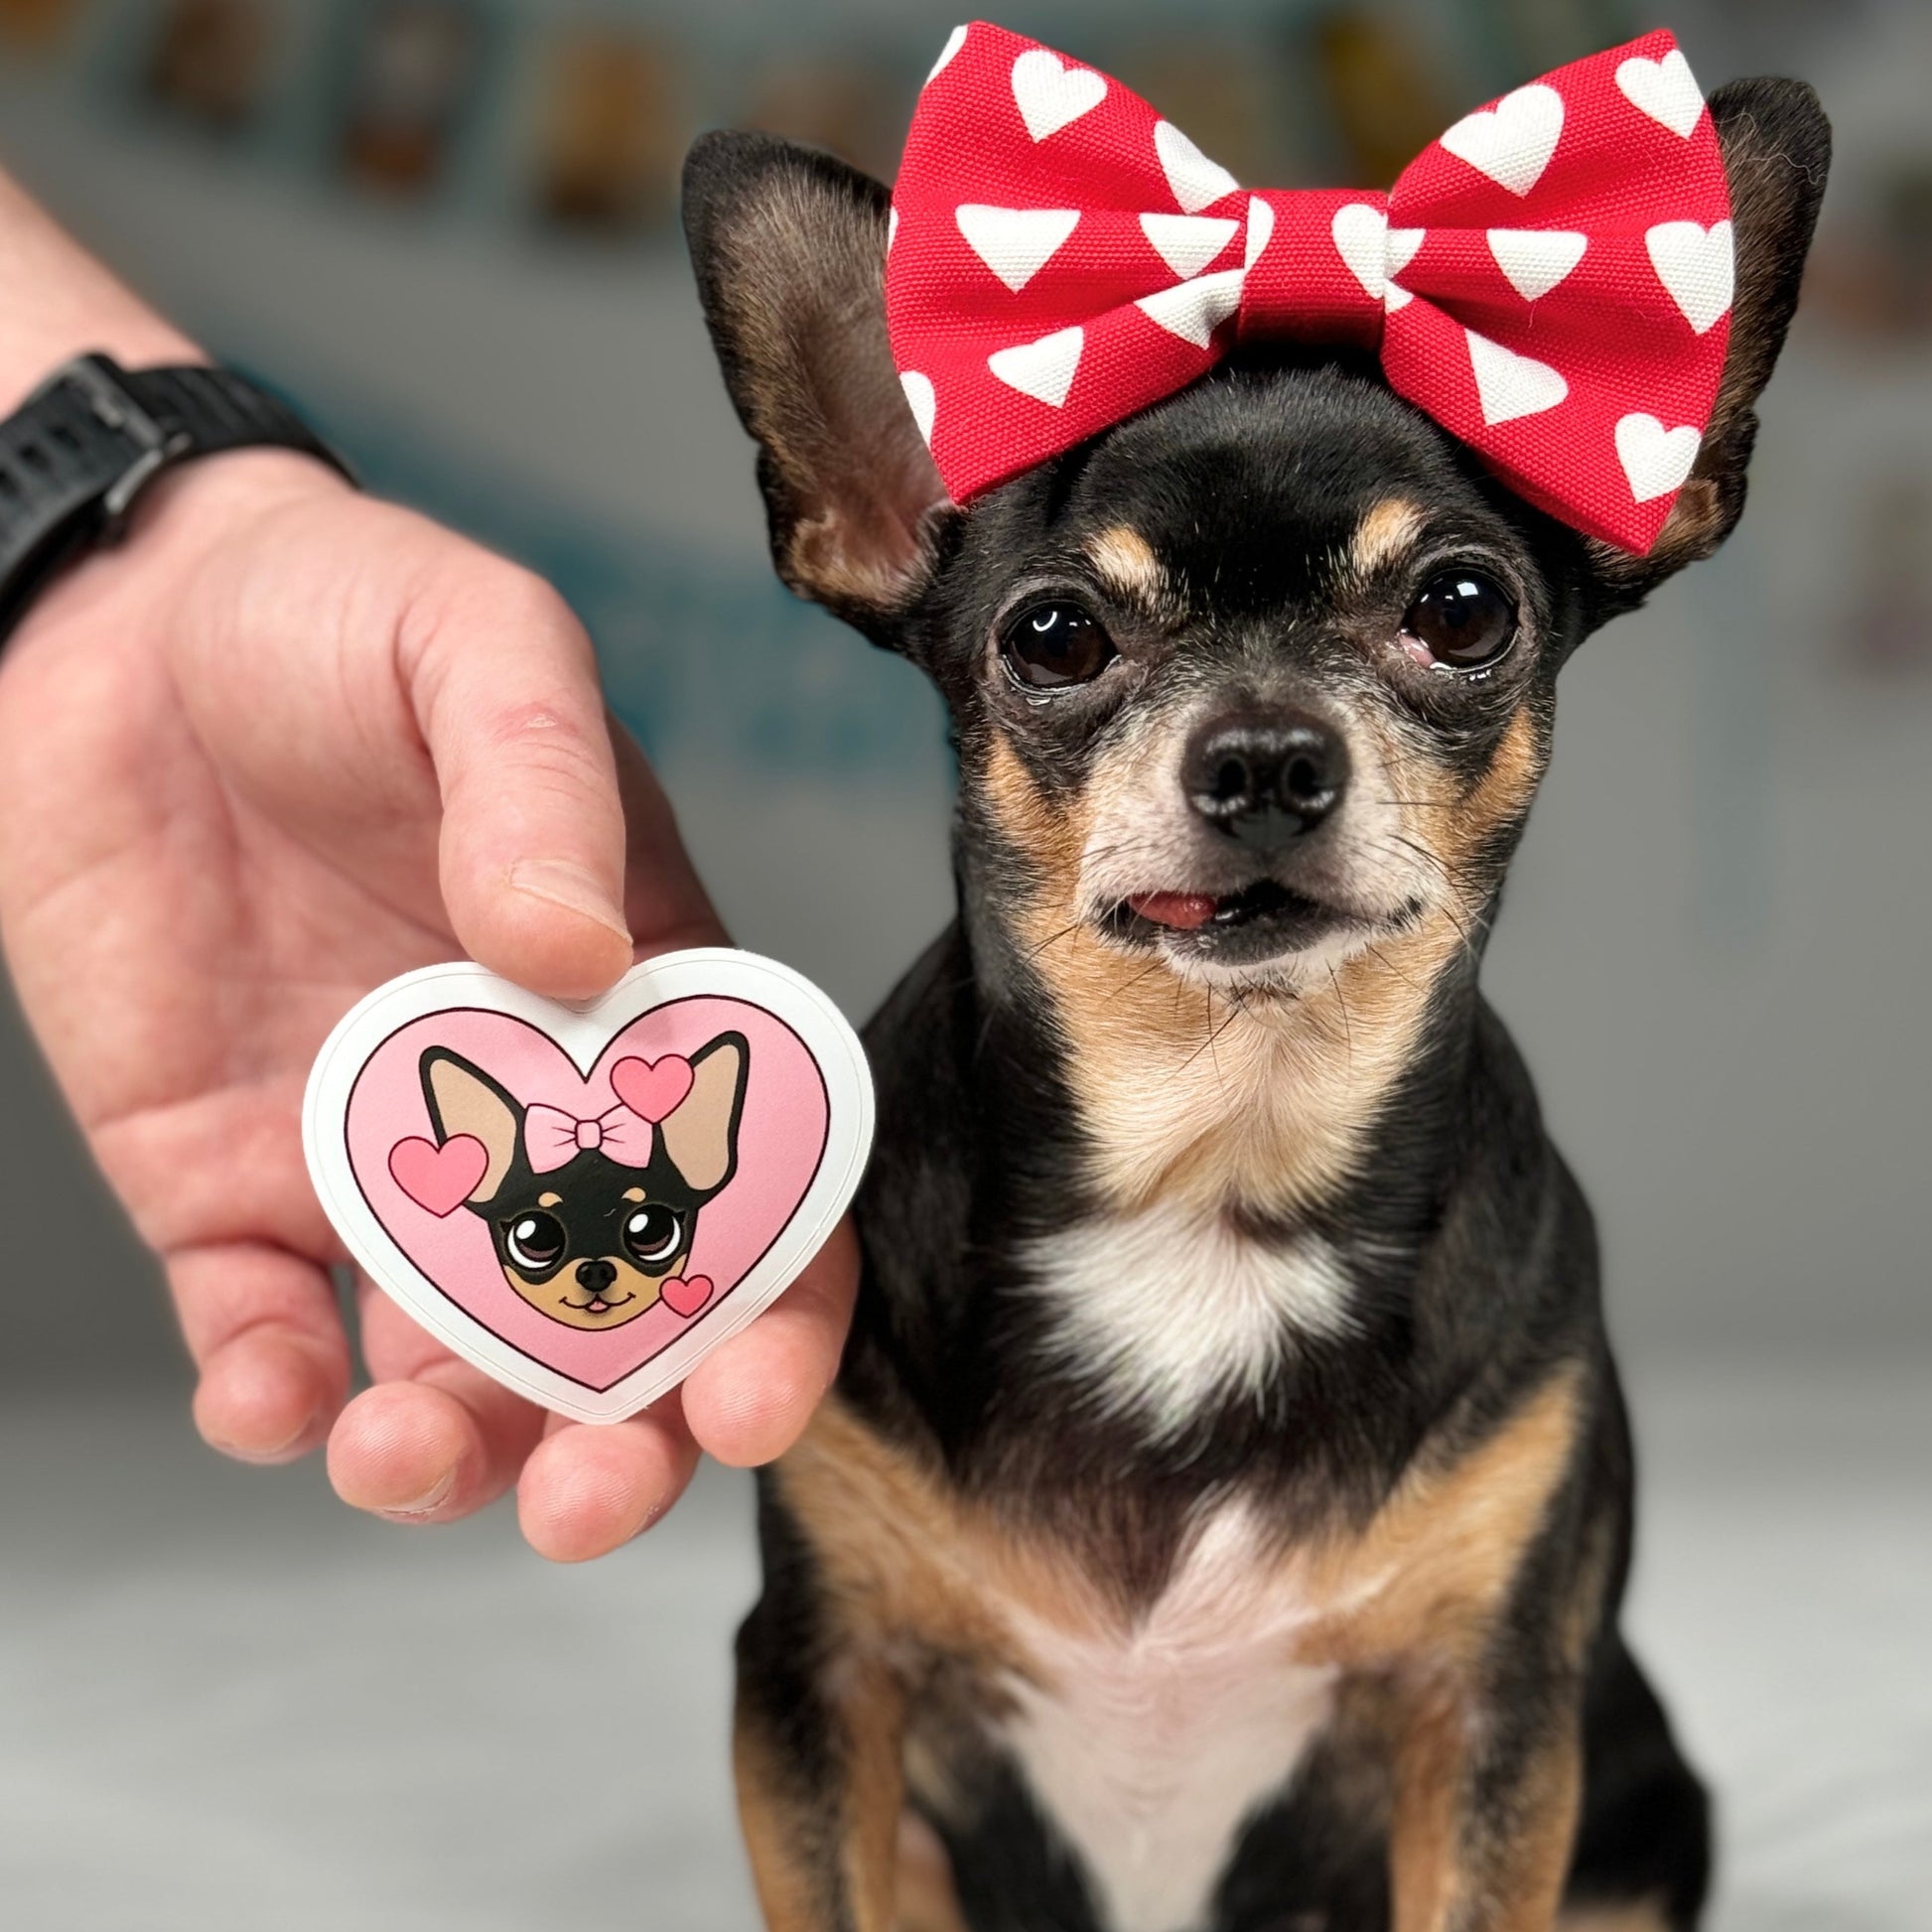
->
[3,1360,1927,1932]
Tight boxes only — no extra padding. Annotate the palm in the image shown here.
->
[0,456,854,1557]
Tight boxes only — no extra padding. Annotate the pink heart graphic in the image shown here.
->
[388,1134,488,1216]
[342,998,831,1394]
[610,1053,694,1122]
[660,1275,714,1318]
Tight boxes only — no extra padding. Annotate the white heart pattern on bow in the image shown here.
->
[1439,83,1565,198]
[1243,196,1275,270]
[899,370,936,445]
[1155,120,1239,214]
[1645,218,1733,334]
[1615,412,1701,500]
[988,325,1085,406]
[1140,212,1239,281]
[928,24,968,83]
[1616,50,1705,139]
[1011,49,1107,142]
[1136,268,1244,347]
[1331,203,1389,299]
[1487,227,1587,302]
[956,205,1081,292]
[1331,205,1426,309]
[1465,328,1569,425]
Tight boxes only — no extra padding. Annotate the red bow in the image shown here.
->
[886,23,1734,554]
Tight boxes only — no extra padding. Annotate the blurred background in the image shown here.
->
[0,0,1927,1926]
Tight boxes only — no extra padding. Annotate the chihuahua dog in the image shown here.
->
[681,62,1828,1932]
[417,1036,747,1329]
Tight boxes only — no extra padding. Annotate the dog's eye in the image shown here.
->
[1001,601,1116,689]
[1400,571,1517,671]
[504,1210,567,1274]
[621,1203,683,1269]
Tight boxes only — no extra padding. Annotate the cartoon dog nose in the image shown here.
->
[575,1258,618,1294]
[1182,710,1350,849]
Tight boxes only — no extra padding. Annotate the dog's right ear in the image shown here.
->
[682,131,952,642]
[419,1049,521,1208]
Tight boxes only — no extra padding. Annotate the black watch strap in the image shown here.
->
[0,352,352,641]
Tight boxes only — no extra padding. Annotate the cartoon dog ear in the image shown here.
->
[419,1049,522,1207]
[659,1032,750,1198]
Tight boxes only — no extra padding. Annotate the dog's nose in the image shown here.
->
[576,1258,617,1294]
[1182,709,1350,848]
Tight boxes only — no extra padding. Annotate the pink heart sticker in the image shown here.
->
[609,1052,695,1123]
[387,1133,487,1216]
[305,953,871,1423]
[660,1275,714,1318]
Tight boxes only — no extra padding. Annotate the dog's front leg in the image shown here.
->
[734,1591,905,1932]
[1387,1669,1584,1932]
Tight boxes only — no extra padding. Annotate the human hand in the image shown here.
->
[0,449,857,1558]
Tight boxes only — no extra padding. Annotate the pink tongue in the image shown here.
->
[586,1300,609,1312]
[1129,892,1218,932]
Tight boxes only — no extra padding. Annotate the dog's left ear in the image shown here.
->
[682,131,952,643]
[420,1049,522,1207]
[1583,77,1831,615]
[660,1032,750,1198]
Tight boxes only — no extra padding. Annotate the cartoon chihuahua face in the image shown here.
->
[417,1035,750,1330]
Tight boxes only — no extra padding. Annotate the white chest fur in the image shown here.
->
[995,1505,1337,1932]
[1024,1201,1356,1441]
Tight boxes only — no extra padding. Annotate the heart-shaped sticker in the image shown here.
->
[303,949,873,1424]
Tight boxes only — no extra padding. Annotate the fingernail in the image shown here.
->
[204,1406,319,1463]
[381,1467,456,1519]
[507,859,631,943]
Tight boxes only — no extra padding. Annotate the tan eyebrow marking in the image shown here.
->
[1351,497,1427,577]
[622,1187,646,1203]
[537,1191,562,1208]
[1085,525,1167,607]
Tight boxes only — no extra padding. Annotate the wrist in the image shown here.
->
[0,177,204,416]
[6,446,351,662]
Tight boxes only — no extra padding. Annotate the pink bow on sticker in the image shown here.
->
[523,1101,656,1173]
[521,1052,697,1173]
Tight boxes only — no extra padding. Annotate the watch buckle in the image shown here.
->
[30,353,193,539]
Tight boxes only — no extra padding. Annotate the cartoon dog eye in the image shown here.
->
[504,1209,568,1276]
[621,1203,684,1269]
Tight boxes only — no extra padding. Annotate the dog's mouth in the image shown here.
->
[562,1290,635,1315]
[1108,879,1385,966]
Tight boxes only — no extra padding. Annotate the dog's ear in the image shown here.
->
[682,131,951,642]
[660,1032,749,1197]
[420,1049,521,1207]
[1582,77,1831,618]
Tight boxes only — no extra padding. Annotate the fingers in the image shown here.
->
[515,1402,702,1563]
[326,1278,545,1520]
[680,1217,860,1467]
[333,1285,700,1559]
[609,715,729,953]
[327,1366,546,1522]
[170,1244,351,1464]
[403,559,640,999]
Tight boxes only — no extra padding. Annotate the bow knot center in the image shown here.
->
[1237,189,1392,353]
[576,1118,603,1151]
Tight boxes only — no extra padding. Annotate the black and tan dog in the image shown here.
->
[680,67,1829,1932]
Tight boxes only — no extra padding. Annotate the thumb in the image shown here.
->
[405,557,644,998]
